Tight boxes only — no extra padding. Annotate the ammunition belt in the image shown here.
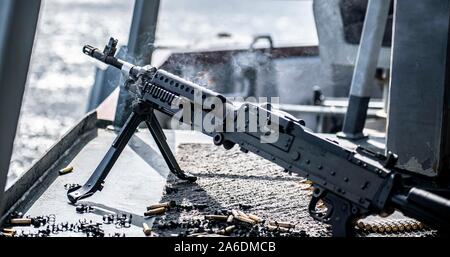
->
[356,218,426,234]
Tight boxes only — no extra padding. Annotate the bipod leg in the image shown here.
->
[67,111,143,203]
[145,112,197,182]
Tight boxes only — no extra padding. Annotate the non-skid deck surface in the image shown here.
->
[154,143,436,237]
[155,143,330,237]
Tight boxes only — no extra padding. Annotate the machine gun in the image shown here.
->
[68,38,450,237]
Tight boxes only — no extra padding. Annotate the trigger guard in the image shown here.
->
[308,189,333,222]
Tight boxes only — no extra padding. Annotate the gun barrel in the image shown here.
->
[83,45,136,77]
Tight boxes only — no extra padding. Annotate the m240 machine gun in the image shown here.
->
[68,38,450,237]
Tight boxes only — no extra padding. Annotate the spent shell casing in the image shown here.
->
[237,211,250,219]
[235,216,256,225]
[269,221,295,229]
[267,225,277,231]
[2,228,15,234]
[225,225,236,234]
[231,210,240,217]
[248,214,263,224]
[147,201,175,210]
[59,166,74,175]
[197,234,229,238]
[143,223,152,236]
[189,232,218,238]
[227,215,234,223]
[218,225,236,235]
[0,232,14,238]
[144,207,167,217]
[267,225,290,233]
[10,218,32,226]
[187,232,208,237]
[300,179,313,185]
[205,215,228,221]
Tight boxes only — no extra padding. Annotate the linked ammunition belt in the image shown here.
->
[356,218,426,234]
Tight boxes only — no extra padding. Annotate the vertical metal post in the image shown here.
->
[338,0,391,139]
[0,0,41,215]
[387,0,450,181]
[114,0,160,126]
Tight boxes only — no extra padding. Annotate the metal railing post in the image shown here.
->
[114,0,160,126]
[338,0,391,139]
[0,0,41,215]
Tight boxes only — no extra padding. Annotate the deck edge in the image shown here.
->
[1,111,98,224]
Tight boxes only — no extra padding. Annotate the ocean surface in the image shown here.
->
[7,0,317,186]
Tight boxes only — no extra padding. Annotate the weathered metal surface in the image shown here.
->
[387,0,450,179]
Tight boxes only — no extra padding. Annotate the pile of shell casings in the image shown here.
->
[150,204,307,237]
